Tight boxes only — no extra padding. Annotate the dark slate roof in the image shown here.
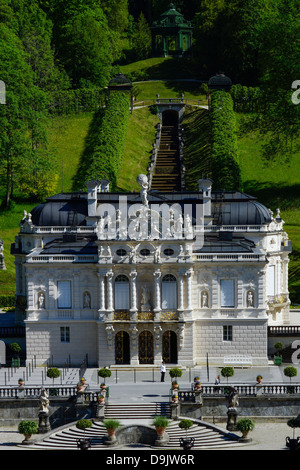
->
[41,236,98,255]
[29,190,272,227]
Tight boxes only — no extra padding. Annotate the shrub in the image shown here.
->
[46,367,61,384]
[284,366,297,382]
[221,366,234,383]
[18,420,38,437]
[169,368,183,379]
[76,419,93,433]
[287,418,300,438]
[236,418,255,435]
[103,419,121,430]
[179,419,194,437]
[152,416,170,429]
[98,368,112,383]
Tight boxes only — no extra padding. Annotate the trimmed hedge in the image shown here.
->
[73,92,130,191]
[0,295,15,308]
[210,91,241,191]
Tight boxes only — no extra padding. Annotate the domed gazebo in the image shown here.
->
[208,72,232,92]
[151,3,193,57]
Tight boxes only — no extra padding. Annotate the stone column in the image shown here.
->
[153,269,161,320]
[106,270,114,321]
[129,270,138,321]
[97,270,106,319]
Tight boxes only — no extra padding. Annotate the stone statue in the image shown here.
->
[38,292,45,309]
[83,292,91,309]
[201,291,209,308]
[247,290,254,307]
[38,388,51,433]
[136,174,149,207]
[227,387,239,409]
[226,387,239,431]
[39,388,50,413]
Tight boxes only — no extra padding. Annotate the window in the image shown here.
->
[114,275,130,310]
[140,248,150,257]
[116,249,127,257]
[162,274,177,309]
[220,280,235,308]
[60,326,70,343]
[57,281,71,309]
[163,248,174,256]
[266,265,275,296]
[223,325,232,341]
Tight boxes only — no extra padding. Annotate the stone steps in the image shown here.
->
[24,404,243,450]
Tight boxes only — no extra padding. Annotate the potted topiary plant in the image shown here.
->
[179,419,195,450]
[103,419,121,445]
[98,367,112,385]
[169,368,182,380]
[284,366,297,393]
[286,418,300,450]
[10,342,21,368]
[221,367,234,394]
[76,419,93,450]
[152,416,170,445]
[274,342,284,365]
[46,367,61,395]
[18,420,38,445]
[236,418,255,440]
[256,375,263,384]
[98,394,105,404]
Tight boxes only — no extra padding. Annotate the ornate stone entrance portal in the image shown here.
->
[139,331,154,364]
[162,330,178,363]
[115,331,130,364]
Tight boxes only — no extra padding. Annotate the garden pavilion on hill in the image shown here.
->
[151,3,193,57]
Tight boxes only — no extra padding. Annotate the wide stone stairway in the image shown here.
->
[150,125,181,192]
[25,403,245,450]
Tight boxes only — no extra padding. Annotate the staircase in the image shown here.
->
[104,402,171,420]
[25,404,244,450]
[150,125,182,192]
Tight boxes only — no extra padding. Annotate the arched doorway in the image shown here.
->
[162,330,178,364]
[162,110,179,126]
[115,331,130,364]
[139,331,154,364]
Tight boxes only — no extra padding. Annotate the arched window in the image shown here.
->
[114,275,129,310]
[162,274,177,310]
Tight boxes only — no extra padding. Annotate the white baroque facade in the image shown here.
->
[12,177,292,367]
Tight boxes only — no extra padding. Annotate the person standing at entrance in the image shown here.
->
[160,361,166,382]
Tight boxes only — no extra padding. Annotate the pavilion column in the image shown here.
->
[178,270,185,311]
[129,270,138,321]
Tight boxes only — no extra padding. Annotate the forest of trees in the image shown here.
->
[0,0,298,206]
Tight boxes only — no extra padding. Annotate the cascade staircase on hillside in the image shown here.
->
[150,125,182,192]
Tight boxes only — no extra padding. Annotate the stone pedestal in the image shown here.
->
[226,407,238,431]
[95,403,105,421]
[104,433,118,446]
[38,411,51,434]
[154,430,169,447]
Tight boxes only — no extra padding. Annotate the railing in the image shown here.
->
[0,326,25,337]
[28,255,98,263]
[173,384,300,402]
[269,326,300,336]
[194,254,265,262]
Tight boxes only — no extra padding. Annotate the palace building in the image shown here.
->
[12,174,292,368]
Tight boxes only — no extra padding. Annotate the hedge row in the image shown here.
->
[209,91,241,191]
[0,295,15,308]
[73,92,130,190]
